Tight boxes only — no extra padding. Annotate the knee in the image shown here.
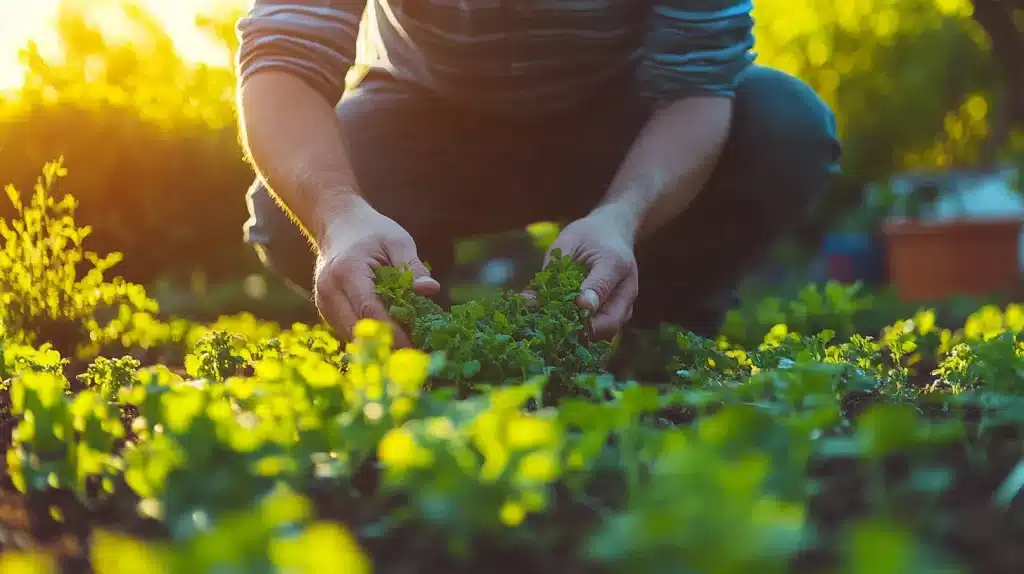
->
[244,178,316,296]
[252,241,315,299]
[730,66,841,180]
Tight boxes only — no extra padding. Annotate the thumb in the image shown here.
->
[386,237,441,295]
[577,258,623,312]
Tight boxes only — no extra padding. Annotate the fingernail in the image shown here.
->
[579,289,599,310]
[520,291,538,308]
[414,276,439,287]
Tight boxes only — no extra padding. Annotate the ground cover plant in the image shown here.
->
[0,161,1023,573]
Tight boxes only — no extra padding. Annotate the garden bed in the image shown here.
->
[2,163,1024,573]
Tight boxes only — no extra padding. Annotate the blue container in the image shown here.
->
[820,233,886,285]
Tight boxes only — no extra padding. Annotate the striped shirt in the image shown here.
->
[236,0,756,114]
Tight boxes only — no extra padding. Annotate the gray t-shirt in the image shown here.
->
[236,0,756,114]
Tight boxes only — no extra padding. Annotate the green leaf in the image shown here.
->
[844,519,915,574]
[461,360,481,378]
[993,458,1024,508]
[856,404,919,459]
[4,184,20,211]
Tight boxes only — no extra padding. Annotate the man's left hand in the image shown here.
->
[543,210,639,340]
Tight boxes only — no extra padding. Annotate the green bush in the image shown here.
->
[0,2,254,285]
[0,158,156,358]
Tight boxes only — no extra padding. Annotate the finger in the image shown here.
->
[577,257,628,312]
[541,247,555,268]
[314,276,360,341]
[519,288,539,308]
[385,238,441,296]
[532,234,575,301]
[528,244,559,299]
[343,271,413,348]
[589,277,638,340]
[541,237,578,268]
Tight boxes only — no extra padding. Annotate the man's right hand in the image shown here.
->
[313,195,440,347]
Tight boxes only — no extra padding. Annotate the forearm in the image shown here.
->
[239,72,361,248]
[235,0,366,247]
[598,0,752,241]
[594,96,733,242]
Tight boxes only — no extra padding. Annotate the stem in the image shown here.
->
[620,426,642,507]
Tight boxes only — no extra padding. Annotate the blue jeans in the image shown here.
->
[244,65,841,337]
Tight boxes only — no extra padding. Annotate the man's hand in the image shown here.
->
[313,195,440,347]
[544,209,639,340]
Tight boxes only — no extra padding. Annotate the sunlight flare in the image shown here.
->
[0,0,243,89]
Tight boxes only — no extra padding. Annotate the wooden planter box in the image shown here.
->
[882,218,1024,301]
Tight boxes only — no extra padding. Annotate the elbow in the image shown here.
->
[236,44,344,106]
[638,52,755,103]
[235,4,360,105]
[641,2,756,102]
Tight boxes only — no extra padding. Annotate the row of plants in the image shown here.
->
[1,163,1023,573]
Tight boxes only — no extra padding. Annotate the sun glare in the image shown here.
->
[0,0,241,90]
[0,1,59,89]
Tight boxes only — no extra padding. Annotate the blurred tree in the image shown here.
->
[969,0,1024,158]
[752,0,1021,251]
[0,0,250,285]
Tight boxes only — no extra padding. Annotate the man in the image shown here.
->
[236,0,840,348]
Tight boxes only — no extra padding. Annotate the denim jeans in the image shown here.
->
[243,65,841,337]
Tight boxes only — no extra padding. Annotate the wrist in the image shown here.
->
[588,201,642,245]
[312,185,365,248]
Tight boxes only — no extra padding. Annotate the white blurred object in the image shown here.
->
[480,259,516,286]
[870,164,1024,267]
[244,274,269,299]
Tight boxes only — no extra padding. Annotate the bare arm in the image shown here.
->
[593,97,732,243]
[239,71,361,247]
[235,1,366,246]
[552,98,733,339]
[235,1,438,344]
[548,0,755,338]
[594,0,755,240]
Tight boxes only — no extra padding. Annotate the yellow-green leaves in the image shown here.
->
[269,521,372,574]
[0,551,58,574]
[378,426,435,473]
[1,159,158,358]
[374,252,612,395]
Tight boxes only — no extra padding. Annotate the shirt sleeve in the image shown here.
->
[639,0,756,101]
[236,0,366,105]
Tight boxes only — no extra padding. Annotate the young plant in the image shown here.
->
[0,158,157,359]
[374,250,612,397]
